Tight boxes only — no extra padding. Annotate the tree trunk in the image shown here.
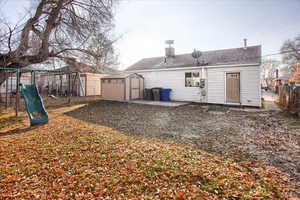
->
[0,0,116,85]
[0,71,10,86]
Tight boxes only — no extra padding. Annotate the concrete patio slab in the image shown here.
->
[262,91,278,102]
[126,100,189,107]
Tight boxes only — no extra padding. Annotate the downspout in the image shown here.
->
[124,78,126,100]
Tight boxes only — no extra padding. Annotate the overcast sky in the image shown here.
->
[115,0,300,69]
[1,0,300,69]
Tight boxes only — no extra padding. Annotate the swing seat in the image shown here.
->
[20,84,49,126]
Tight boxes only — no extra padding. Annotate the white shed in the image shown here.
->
[125,45,261,107]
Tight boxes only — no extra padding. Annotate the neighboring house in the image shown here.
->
[0,73,31,104]
[275,74,290,84]
[0,73,31,95]
[273,64,300,91]
[125,43,262,107]
[38,61,119,97]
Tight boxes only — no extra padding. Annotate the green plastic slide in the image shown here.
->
[20,84,49,126]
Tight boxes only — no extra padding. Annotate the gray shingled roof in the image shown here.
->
[125,45,261,71]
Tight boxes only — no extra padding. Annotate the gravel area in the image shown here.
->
[67,100,300,185]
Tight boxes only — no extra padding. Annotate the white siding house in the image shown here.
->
[206,65,261,107]
[138,69,204,102]
[126,45,261,107]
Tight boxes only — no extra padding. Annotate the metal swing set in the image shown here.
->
[0,68,84,126]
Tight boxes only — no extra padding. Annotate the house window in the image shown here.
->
[227,73,239,79]
[185,72,200,87]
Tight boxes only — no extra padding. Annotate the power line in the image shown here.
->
[262,49,300,58]
[234,49,300,63]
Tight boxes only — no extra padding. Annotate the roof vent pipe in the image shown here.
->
[243,38,247,49]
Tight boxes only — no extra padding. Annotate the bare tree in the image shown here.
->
[261,59,280,89]
[281,34,300,73]
[0,0,117,85]
[78,32,120,70]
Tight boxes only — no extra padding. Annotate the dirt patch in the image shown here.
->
[67,101,300,188]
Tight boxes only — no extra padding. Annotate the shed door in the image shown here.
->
[226,73,240,103]
[102,79,125,100]
[130,77,140,99]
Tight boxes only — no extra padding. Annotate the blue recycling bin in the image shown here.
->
[161,88,172,101]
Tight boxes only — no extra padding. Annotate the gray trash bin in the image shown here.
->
[152,88,162,101]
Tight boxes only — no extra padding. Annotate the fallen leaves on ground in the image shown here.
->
[0,105,298,199]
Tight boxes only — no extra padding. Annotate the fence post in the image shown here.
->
[31,71,36,85]
[15,70,20,117]
[68,74,71,104]
[5,71,8,109]
[296,87,300,116]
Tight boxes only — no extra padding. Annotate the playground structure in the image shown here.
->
[0,68,83,126]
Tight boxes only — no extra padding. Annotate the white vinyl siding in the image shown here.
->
[207,70,224,104]
[207,66,261,107]
[135,64,261,107]
[240,69,261,106]
[0,76,31,93]
[139,69,203,102]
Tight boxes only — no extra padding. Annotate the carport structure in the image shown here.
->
[101,73,144,101]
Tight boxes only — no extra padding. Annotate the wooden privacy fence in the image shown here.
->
[278,84,300,115]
